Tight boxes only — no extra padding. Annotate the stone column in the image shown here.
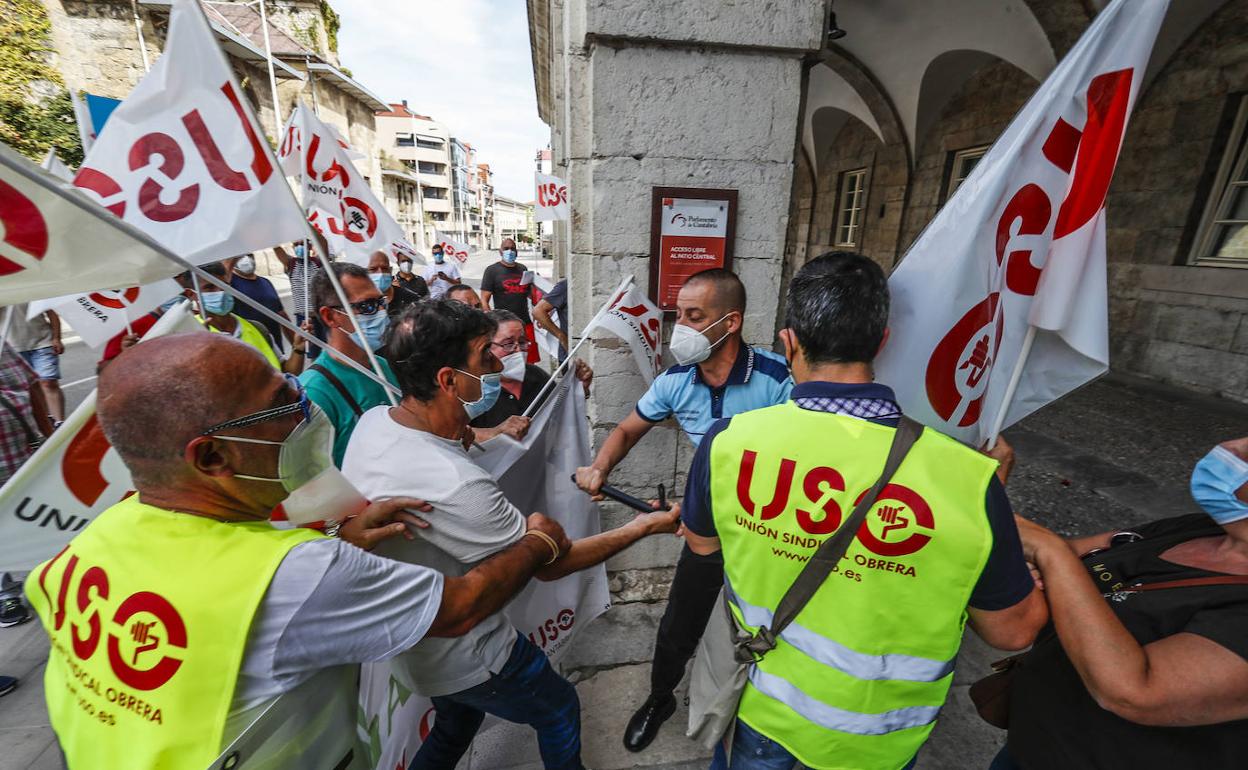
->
[553,1,824,580]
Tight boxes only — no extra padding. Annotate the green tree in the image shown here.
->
[0,0,83,166]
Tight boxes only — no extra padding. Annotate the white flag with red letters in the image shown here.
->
[71,0,307,266]
[586,280,662,383]
[874,0,1168,445]
[35,279,183,349]
[0,143,181,305]
[534,172,569,222]
[278,103,416,266]
[0,301,204,571]
[433,231,472,265]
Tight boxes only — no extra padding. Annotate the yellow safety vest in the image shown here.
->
[205,315,281,370]
[26,496,322,769]
[709,402,996,770]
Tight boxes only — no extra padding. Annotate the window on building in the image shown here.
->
[943,145,990,201]
[417,137,444,150]
[834,168,867,248]
[1192,96,1248,267]
[422,186,447,200]
[418,161,444,175]
[395,133,415,147]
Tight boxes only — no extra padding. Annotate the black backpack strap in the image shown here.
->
[309,363,363,417]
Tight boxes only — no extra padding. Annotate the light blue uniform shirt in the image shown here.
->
[635,344,793,446]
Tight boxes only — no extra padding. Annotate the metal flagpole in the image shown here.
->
[256,0,284,142]
[522,274,633,419]
[0,307,13,354]
[985,325,1036,450]
[130,0,151,72]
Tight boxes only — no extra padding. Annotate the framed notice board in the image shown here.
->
[649,187,738,312]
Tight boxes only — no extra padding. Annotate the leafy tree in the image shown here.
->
[0,0,83,166]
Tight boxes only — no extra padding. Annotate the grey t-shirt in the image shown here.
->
[341,406,527,697]
[225,537,444,743]
[7,305,53,352]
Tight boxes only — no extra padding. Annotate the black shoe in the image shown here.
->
[0,596,30,628]
[0,676,16,697]
[623,693,676,753]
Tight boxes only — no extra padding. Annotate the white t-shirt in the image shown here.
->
[224,537,443,743]
[341,406,527,697]
[422,260,462,299]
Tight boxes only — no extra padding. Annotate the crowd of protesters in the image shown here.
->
[4,244,1248,770]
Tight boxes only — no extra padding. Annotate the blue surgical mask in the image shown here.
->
[201,291,234,316]
[294,244,306,258]
[159,295,184,312]
[501,249,517,265]
[1191,446,1248,525]
[434,253,445,264]
[371,273,394,292]
[454,368,502,420]
[342,309,389,352]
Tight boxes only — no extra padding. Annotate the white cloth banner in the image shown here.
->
[40,150,73,182]
[534,172,569,222]
[359,376,610,769]
[39,279,183,348]
[0,302,203,571]
[0,143,182,305]
[278,103,416,266]
[531,275,562,359]
[587,282,662,383]
[72,0,307,266]
[433,231,472,265]
[873,0,1168,445]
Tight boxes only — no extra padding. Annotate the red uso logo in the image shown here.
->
[38,549,187,691]
[528,608,576,650]
[537,182,567,208]
[328,196,378,243]
[926,68,1135,425]
[73,82,273,223]
[608,290,659,354]
[0,178,50,276]
[736,450,934,557]
[87,287,142,310]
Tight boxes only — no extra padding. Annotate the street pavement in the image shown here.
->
[4,286,1239,768]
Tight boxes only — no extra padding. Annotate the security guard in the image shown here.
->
[25,333,569,769]
[679,252,1047,770]
[575,268,792,752]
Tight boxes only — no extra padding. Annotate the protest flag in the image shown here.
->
[534,172,570,222]
[32,279,183,349]
[39,150,73,182]
[278,102,419,266]
[71,0,307,266]
[873,0,1169,446]
[434,230,473,265]
[586,277,663,384]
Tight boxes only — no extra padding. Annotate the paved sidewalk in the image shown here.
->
[2,372,1243,769]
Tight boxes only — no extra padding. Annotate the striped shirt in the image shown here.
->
[288,258,322,317]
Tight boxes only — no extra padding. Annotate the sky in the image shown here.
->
[335,0,551,202]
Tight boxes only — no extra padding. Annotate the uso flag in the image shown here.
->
[72,0,306,265]
[874,0,1169,446]
[535,172,570,222]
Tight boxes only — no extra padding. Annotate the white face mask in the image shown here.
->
[217,405,335,492]
[500,350,526,381]
[235,256,256,275]
[399,260,413,273]
[668,315,731,366]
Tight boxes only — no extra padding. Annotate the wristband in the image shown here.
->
[292,349,306,356]
[524,529,561,565]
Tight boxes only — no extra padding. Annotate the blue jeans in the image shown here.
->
[711,720,917,770]
[409,633,583,770]
[19,347,59,380]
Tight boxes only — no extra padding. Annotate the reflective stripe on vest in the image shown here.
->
[726,580,955,683]
[26,496,322,770]
[709,402,997,770]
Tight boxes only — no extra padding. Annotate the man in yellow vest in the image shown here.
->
[25,333,571,770]
[680,252,1048,770]
[196,261,305,373]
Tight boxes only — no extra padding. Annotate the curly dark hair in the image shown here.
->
[388,300,497,401]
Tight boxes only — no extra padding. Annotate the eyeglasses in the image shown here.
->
[491,338,531,354]
[331,296,387,316]
[201,374,311,435]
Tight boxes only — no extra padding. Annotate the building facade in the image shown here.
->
[493,195,533,246]
[375,102,454,237]
[527,0,1248,584]
[381,168,427,254]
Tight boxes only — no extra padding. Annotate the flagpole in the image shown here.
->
[522,274,633,419]
[130,0,151,72]
[986,325,1037,449]
[257,0,284,142]
[0,307,13,354]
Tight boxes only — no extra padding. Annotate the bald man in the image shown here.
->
[25,333,570,770]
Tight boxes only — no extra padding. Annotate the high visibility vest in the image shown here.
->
[26,496,322,770]
[204,315,281,370]
[709,402,996,770]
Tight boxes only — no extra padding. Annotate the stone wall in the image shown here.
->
[43,0,155,97]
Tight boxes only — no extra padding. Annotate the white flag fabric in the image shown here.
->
[874,0,1168,445]
[434,231,472,265]
[361,376,609,769]
[534,172,570,222]
[0,142,182,305]
[587,281,662,383]
[531,274,563,359]
[39,279,182,348]
[40,150,73,182]
[0,301,203,571]
[278,103,416,266]
[71,0,306,266]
